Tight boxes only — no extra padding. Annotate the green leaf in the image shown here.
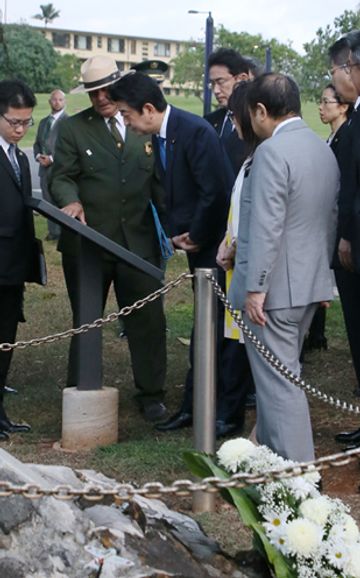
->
[184,450,296,578]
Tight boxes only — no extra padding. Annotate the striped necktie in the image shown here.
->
[8,144,21,185]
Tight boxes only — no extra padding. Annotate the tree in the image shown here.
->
[171,42,205,97]
[172,26,303,100]
[53,53,81,93]
[302,8,360,100]
[0,24,60,92]
[33,3,60,28]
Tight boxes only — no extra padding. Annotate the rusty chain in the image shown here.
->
[207,273,360,416]
[0,447,359,502]
[0,272,192,353]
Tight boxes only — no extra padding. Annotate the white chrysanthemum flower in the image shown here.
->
[344,544,360,578]
[263,509,291,536]
[341,513,360,543]
[325,539,348,571]
[299,496,335,526]
[285,518,323,557]
[216,437,257,473]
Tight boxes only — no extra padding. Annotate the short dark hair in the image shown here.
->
[109,72,167,113]
[0,79,36,115]
[328,36,351,65]
[208,48,250,75]
[347,29,360,64]
[247,73,301,119]
[228,81,260,155]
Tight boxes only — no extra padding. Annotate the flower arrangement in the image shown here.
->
[184,438,360,577]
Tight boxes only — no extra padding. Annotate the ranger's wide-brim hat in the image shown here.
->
[71,55,121,94]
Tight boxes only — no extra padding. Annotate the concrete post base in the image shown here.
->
[61,387,119,450]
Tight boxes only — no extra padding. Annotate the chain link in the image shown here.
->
[0,272,192,353]
[206,274,360,415]
[0,447,358,502]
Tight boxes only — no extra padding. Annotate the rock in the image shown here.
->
[0,556,28,578]
[0,448,267,577]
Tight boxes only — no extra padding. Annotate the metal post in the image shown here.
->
[265,47,272,73]
[203,12,214,116]
[192,268,217,513]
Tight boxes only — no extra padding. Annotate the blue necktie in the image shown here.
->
[158,136,167,170]
[8,144,21,185]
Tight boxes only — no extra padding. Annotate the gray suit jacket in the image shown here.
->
[229,119,339,310]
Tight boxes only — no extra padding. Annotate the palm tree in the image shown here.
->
[33,4,60,28]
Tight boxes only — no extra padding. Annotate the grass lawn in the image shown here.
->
[6,92,359,556]
[22,92,327,148]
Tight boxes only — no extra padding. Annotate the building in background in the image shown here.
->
[33,25,185,95]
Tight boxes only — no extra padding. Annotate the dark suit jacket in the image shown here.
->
[331,110,360,270]
[152,106,229,250]
[204,107,246,179]
[50,106,166,262]
[0,146,37,285]
[33,111,69,181]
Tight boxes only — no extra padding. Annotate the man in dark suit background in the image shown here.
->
[205,48,251,178]
[50,56,167,423]
[109,72,230,435]
[0,79,39,440]
[206,48,257,426]
[33,89,68,241]
[329,33,360,449]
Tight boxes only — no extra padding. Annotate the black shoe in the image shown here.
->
[142,402,167,422]
[0,430,9,441]
[245,393,257,409]
[0,418,31,433]
[216,420,243,439]
[343,441,360,452]
[3,386,18,394]
[335,428,360,444]
[155,411,192,431]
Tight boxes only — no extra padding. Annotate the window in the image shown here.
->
[130,40,136,54]
[154,42,170,57]
[74,34,92,51]
[97,36,102,49]
[52,32,70,48]
[107,38,125,53]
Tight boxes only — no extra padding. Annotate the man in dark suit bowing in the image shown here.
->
[0,79,39,439]
[109,72,230,434]
[50,56,167,423]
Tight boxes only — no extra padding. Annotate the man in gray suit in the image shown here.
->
[33,89,67,240]
[229,74,339,461]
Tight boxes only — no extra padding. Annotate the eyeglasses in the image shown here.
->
[207,76,234,90]
[328,63,348,76]
[344,61,360,73]
[0,114,34,128]
[319,98,339,105]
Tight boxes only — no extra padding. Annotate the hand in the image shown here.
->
[172,232,200,253]
[245,292,267,326]
[39,154,52,167]
[338,238,353,271]
[216,237,235,271]
[61,202,87,224]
